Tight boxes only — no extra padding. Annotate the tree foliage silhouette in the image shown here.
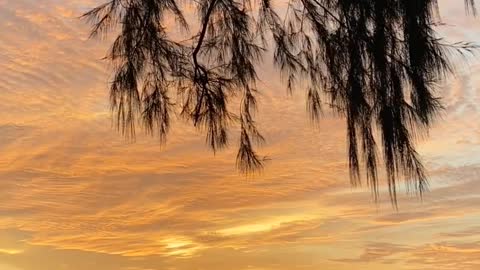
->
[84,0,477,202]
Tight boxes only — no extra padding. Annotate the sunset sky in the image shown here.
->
[1,0,480,269]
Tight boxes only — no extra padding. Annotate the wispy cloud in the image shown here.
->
[0,0,480,270]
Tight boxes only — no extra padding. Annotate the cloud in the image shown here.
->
[0,249,24,255]
[1,0,480,270]
[406,241,480,270]
[439,226,480,238]
[332,242,409,264]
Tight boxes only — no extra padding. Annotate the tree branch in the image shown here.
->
[193,0,218,69]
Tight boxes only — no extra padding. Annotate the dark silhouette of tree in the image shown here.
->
[84,0,477,202]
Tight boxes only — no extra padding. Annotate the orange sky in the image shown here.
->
[1,0,480,270]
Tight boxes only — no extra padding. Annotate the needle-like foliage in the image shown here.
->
[84,0,477,203]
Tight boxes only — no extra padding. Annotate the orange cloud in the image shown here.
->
[1,0,480,270]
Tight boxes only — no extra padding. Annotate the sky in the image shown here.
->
[1,0,480,270]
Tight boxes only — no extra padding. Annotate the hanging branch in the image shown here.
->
[84,0,479,203]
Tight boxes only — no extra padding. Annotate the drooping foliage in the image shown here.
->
[84,0,477,202]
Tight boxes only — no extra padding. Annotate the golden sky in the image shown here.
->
[1,0,480,270]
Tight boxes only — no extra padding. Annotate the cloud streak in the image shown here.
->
[0,0,480,270]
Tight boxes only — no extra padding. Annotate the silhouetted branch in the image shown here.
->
[84,0,479,204]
